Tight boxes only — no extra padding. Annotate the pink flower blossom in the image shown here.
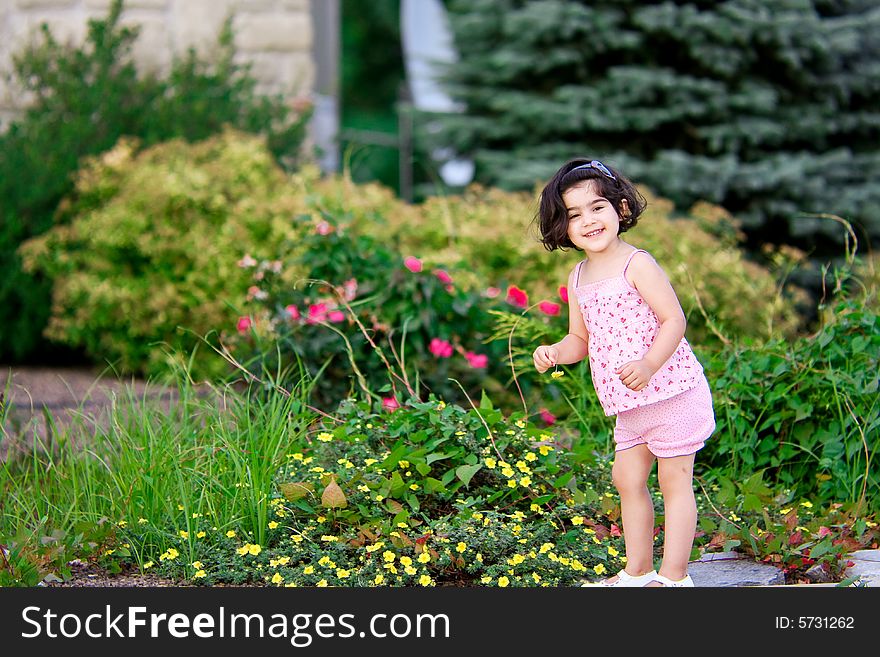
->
[434,269,453,284]
[558,285,569,303]
[506,285,529,308]
[429,338,454,358]
[328,310,346,323]
[610,524,622,538]
[342,278,358,302]
[818,526,832,538]
[539,407,556,425]
[237,254,257,268]
[539,301,560,316]
[445,284,454,293]
[382,396,400,412]
[404,256,423,273]
[236,316,252,333]
[285,305,300,320]
[306,303,328,325]
[316,221,334,235]
[465,351,488,368]
[247,285,267,301]
[485,287,500,298]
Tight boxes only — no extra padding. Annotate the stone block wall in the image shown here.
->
[0,0,315,130]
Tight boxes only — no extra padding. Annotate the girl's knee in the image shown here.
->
[657,460,694,494]
[612,462,648,494]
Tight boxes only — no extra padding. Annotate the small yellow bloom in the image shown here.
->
[303,565,314,574]
[404,566,417,576]
[485,458,497,469]
[268,521,279,529]
[400,556,413,567]
[436,401,446,410]
[138,518,148,525]
[177,505,184,511]
[780,508,792,515]
[196,531,206,539]
[480,576,492,584]
[608,546,619,558]
[594,564,607,575]
[336,569,350,579]
[374,574,385,585]
[226,530,236,538]
[538,445,553,456]
[383,551,396,562]
[316,579,328,587]
[143,561,154,569]
[800,501,814,509]
[321,535,339,542]
[192,561,203,569]
[510,554,525,565]
[551,370,564,379]
[524,452,537,462]
[317,432,334,442]
[519,477,532,487]
[456,542,467,553]
[194,570,206,579]
[508,480,517,488]
[419,575,432,586]
[117,520,127,528]
[364,458,378,466]
[271,573,284,584]
[179,531,189,539]
[417,552,431,563]
[497,576,510,587]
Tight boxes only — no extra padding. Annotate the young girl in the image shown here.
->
[532,159,715,587]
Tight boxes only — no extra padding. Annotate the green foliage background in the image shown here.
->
[431,0,880,254]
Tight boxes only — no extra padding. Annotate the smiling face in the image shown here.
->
[563,181,628,254]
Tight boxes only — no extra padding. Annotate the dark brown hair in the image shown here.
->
[534,158,647,251]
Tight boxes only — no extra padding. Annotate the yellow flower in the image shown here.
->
[480,576,492,584]
[166,548,179,559]
[374,574,384,585]
[571,516,584,526]
[780,508,792,515]
[472,512,483,520]
[519,477,532,487]
[485,458,497,469]
[316,579,328,587]
[226,530,236,538]
[867,521,878,528]
[400,556,413,567]
[271,573,284,584]
[510,554,525,565]
[436,401,446,410]
[117,520,128,528]
[383,551,396,562]
[317,515,326,523]
[268,521,279,529]
[539,543,554,554]
[551,370,565,379]
[364,458,378,467]
[456,542,467,553]
[291,535,303,543]
[318,556,332,567]
[608,546,619,557]
[179,531,189,539]
[419,575,432,586]
[384,564,398,574]
[177,505,184,511]
[593,564,607,575]
[532,572,541,583]
[538,445,553,456]
[524,453,537,462]
[358,485,370,493]
[398,460,410,468]
[192,561,203,569]
[800,501,814,509]
[317,432,334,442]
[292,453,304,461]
[501,467,515,478]
[366,542,385,553]
[508,480,517,488]
[505,430,515,435]
[336,569,350,579]
[138,518,148,525]
[417,552,431,563]
[194,570,206,579]
[476,553,483,563]
[404,566,417,576]
[497,576,510,587]
[143,561,154,569]
[196,531,206,539]
[321,535,339,542]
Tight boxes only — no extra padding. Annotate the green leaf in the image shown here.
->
[424,477,448,494]
[456,464,482,487]
[426,451,454,465]
[415,462,432,476]
[480,389,494,410]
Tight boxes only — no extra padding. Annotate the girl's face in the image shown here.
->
[563,182,628,254]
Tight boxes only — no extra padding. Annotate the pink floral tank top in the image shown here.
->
[573,249,705,416]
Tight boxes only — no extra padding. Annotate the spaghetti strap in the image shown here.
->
[574,260,585,287]
[622,249,648,277]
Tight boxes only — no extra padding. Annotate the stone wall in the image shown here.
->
[0,0,315,130]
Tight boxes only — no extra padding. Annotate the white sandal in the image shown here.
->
[581,569,657,587]
[651,573,694,587]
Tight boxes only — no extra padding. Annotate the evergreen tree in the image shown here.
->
[433,0,880,253]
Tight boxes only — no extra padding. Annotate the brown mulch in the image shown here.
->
[44,560,265,587]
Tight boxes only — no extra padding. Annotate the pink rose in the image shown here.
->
[539,301,560,316]
[236,316,252,333]
[434,269,453,284]
[506,285,529,308]
[382,396,400,412]
[404,256,423,273]
[328,310,346,323]
[429,338,454,358]
[342,278,358,301]
[285,304,300,320]
[539,407,556,425]
[237,254,257,268]
[465,351,488,368]
[558,285,569,303]
[306,303,328,325]
[610,524,622,538]
[485,287,500,298]
[316,221,334,235]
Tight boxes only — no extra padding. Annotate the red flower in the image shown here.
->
[404,256,423,273]
[236,316,252,333]
[285,304,300,320]
[610,524,622,537]
[434,269,453,284]
[539,407,555,425]
[429,338,453,358]
[506,285,529,308]
[558,285,568,303]
[817,526,832,538]
[465,351,488,368]
[306,303,328,325]
[539,301,560,316]
[328,310,346,323]
[315,220,334,235]
[382,396,400,412]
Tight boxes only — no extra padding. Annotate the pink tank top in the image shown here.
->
[573,249,705,416]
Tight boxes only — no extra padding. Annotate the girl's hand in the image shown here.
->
[615,359,657,391]
[533,345,559,373]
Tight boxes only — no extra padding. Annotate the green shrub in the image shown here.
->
[0,0,310,362]
[18,129,307,377]
[703,300,879,513]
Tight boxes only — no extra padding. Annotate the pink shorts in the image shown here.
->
[613,377,715,458]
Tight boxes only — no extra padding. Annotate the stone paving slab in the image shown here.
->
[688,552,786,587]
[843,549,880,587]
